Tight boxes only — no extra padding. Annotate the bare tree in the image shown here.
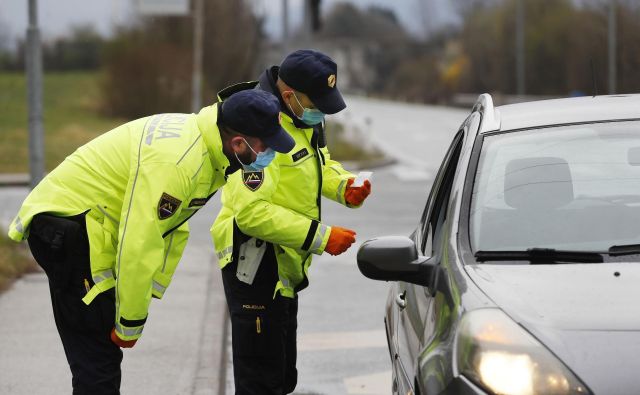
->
[101,0,263,117]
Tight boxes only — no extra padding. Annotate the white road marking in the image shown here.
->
[298,329,387,352]
[344,370,393,395]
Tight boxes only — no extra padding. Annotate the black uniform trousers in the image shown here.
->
[221,244,299,395]
[27,213,122,395]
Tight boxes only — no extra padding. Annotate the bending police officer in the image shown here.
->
[7,90,295,395]
[211,49,372,394]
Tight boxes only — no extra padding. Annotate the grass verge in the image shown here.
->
[0,232,38,293]
[0,72,385,172]
[0,71,125,173]
[325,120,392,169]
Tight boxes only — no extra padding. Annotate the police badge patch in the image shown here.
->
[243,170,264,191]
[158,192,182,220]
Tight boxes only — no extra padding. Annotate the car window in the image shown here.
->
[421,132,464,256]
[470,120,640,252]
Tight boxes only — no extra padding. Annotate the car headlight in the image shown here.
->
[455,309,590,395]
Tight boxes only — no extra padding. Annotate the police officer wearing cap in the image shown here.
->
[212,49,373,394]
[7,90,294,394]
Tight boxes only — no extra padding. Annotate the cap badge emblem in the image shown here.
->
[328,74,336,88]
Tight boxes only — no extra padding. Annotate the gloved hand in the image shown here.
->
[110,328,137,348]
[344,178,371,206]
[325,226,356,256]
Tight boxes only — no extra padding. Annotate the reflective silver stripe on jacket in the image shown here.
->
[116,120,148,326]
[15,216,24,233]
[176,135,202,165]
[310,224,329,253]
[152,280,167,295]
[115,322,144,337]
[280,277,291,288]
[336,179,347,204]
[162,234,174,272]
[96,205,119,224]
[191,159,205,180]
[92,269,114,285]
[217,246,233,259]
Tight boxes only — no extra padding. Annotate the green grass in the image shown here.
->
[0,72,385,172]
[0,71,125,173]
[0,232,37,292]
[325,120,389,168]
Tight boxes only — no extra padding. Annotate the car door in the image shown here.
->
[394,130,465,395]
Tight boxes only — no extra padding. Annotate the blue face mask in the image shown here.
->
[290,92,325,126]
[235,138,276,172]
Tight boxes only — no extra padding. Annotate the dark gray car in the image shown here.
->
[358,94,640,395]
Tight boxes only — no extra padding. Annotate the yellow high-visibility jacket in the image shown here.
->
[211,73,357,298]
[8,104,231,340]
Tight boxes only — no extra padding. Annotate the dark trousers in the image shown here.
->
[27,213,123,395]
[221,245,299,395]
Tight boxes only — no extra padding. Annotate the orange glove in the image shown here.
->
[111,328,137,348]
[344,178,371,206]
[325,226,356,256]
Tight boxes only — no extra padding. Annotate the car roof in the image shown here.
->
[481,94,640,133]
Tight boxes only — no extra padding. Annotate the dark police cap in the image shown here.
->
[279,49,346,115]
[221,90,295,153]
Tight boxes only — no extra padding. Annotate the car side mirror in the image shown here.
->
[357,236,437,287]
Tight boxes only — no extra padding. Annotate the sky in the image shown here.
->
[0,0,459,48]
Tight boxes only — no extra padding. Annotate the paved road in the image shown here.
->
[225,96,470,394]
[0,95,470,395]
[336,96,470,181]
[0,188,227,395]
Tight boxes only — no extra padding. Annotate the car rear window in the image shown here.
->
[470,120,640,251]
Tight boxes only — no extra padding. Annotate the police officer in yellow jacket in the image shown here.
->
[211,50,372,394]
[7,90,294,395]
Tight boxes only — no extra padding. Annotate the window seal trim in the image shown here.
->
[481,118,640,138]
[419,131,465,255]
[459,128,487,266]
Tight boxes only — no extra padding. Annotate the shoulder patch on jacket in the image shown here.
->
[292,148,309,162]
[242,170,264,191]
[158,193,182,220]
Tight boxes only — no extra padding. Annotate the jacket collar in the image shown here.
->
[196,104,231,173]
[258,66,311,130]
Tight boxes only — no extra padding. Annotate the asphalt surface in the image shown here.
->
[0,188,227,395]
[225,97,469,394]
[0,95,469,394]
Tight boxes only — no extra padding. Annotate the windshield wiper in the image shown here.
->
[475,248,604,264]
[608,244,640,256]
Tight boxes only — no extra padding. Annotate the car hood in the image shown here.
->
[466,263,640,394]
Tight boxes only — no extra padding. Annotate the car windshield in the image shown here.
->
[470,120,640,252]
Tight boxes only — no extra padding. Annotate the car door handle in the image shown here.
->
[395,291,407,309]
